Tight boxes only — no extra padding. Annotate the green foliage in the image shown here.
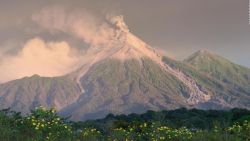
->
[0,109,22,141]
[228,120,250,141]
[0,107,249,141]
[76,128,103,141]
[21,106,72,141]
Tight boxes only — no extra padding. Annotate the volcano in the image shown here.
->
[0,16,249,120]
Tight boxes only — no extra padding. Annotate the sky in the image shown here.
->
[0,0,249,82]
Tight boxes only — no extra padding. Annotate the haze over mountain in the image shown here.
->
[0,14,249,121]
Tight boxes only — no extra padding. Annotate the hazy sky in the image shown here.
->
[0,0,249,82]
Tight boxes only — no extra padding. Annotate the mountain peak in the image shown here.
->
[73,15,165,72]
[197,49,212,54]
[31,74,40,77]
[184,49,250,90]
[184,49,221,63]
[194,49,215,57]
[81,15,162,62]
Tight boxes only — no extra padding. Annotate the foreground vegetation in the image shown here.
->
[0,107,249,141]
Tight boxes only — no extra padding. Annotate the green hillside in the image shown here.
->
[61,58,192,120]
[184,50,250,90]
[0,75,81,114]
[162,54,250,110]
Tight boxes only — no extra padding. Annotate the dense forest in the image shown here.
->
[0,107,249,141]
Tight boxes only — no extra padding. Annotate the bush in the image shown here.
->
[0,108,249,141]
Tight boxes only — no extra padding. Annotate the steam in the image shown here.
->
[107,15,129,33]
[0,6,133,83]
[0,38,80,83]
[32,6,130,47]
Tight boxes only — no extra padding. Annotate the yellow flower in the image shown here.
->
[51,108,56,113]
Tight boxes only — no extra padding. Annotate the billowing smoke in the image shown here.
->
[0,38,80,83]
[107,15,129,33]
[0,6,132,83]
[32,6,130,47]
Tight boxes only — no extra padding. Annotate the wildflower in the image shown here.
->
[51,108,56,113]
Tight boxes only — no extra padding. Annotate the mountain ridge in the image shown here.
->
[0,49,250,120]
[184,50,250,91]
[0,16,249,120]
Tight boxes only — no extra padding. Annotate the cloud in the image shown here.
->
[32,6,130,47]
[0,40,21,57]
[0,38,80,83]
[0,6,135,83]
